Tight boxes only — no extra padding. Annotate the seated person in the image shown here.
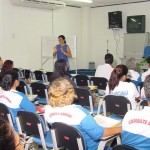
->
[122,74,150,150]
[0,118,24,150]
[106,65,139,110]
[126,57,141,87]
[0,59,14,82]
[0,70,36,131]
[141,56,150,82]
[44,78,121,150]
[49,59,76,88]
[95,53,114,81]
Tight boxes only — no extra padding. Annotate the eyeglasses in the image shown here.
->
[15,134,26,148]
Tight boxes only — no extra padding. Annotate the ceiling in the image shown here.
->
[58,0,149,7]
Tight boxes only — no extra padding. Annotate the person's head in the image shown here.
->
[105,53,113,65]
[49,78,76,107]
[0,57,3,67]
[109,64,128,91]
[58,35,66,45]
[54,59,67,76]
[1,70,19,91]
[126,57,137,70]
[144,74,150,106]
[0,118,24,150]
[1,60,14,73]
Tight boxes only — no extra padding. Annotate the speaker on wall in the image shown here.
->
[108,11,122,29]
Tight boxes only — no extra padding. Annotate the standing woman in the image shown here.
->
[53,35,72,70]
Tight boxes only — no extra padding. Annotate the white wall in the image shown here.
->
[0,0,82,71]
[91,1,150,68]
[1,1,150,71]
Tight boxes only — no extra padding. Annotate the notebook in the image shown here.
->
[94,115,121,128]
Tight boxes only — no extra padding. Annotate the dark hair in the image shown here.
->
[1,70,18,91]
[0,118,16,150]
[147,56,150,64]
[49,59,67,83]
[144,74,150,99]
[58,35,66,44]
[1,60,13,75]
[109,64,128,91]
[105,53,113,65]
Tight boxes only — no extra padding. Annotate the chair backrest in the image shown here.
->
[22,69,31,79]
[0,103,14,128]
[46,72,53,82]
[30,82,47,98]
[51,122,86,150]
[140,100,148,110]
[34,70,44,81]
[16,81,27,94]
[16,111,45,136]
[74,88,93,113]
[90,77,108,90]
[74,75,89,86]
[103,95,131,116]
[112,144,136,150]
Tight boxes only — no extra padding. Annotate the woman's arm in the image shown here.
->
[103,126,122,137]
[61,46,72,57]
[53,46,57,57]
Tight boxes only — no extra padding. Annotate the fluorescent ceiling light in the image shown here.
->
[71,0,92,3]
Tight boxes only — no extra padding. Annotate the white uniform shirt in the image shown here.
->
[95,64,114,81]
[129,70,140,81]
[106,81,140,110]
[141,68,150,82]
[122,106,150,150]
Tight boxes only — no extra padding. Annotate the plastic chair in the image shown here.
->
[51,122,86,150]
[103,95,131,120]
[74,88,101,115]
[45,72,53,82]
[16,111,53,150]
[73,75,90,86]
[139,100,148,110]
[90,77,108,90]
[0,103,15,129]
[30,82,49,105]
[16,81,28,95]
[112,144,137,150]
[22,69,32,79]
[143,46,150,58]
[34,70,45,81]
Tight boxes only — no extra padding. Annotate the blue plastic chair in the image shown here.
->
[16,111,53,150]
[143,46,150,58]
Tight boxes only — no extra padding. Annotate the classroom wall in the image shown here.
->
[1,1,150,71]
[0,0,82,71]
[91,1,150,68]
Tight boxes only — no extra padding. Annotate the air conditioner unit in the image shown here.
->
[11,0,66,10]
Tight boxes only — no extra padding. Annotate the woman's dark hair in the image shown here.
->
[58,35,66,44]
[1,70,18,91]
[1,60,13,75]
[0,118,16,150]
[109,64,128,91]
[49,59,67,83]
[105,53,113,65]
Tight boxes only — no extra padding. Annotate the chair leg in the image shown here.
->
[116,136,121,145]
[25,137,33,150]
[97,141,107,150]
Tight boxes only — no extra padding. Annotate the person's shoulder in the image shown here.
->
[71,105,90,115]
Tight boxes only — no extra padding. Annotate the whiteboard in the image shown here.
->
[124,33,149,58]
[41,36,77,58]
